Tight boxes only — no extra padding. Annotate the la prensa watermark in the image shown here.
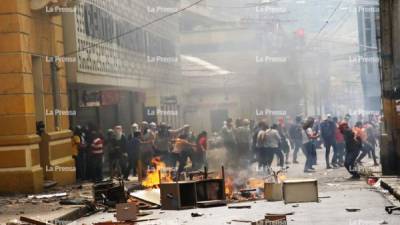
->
[256,56,288,63]
[45,5,76,13]
[46,109,77,116]
[46,56,76,63]
[349,56,379,64]
[256,6,288,14]
[147,6,178,14]
[147,56,179,64]
[46,165,76,172]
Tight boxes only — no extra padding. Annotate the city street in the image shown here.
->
[71,148,400,225]
[1,0,400,225]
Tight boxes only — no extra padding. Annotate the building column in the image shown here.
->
[0,0,74,193]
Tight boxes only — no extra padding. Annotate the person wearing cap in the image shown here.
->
[320,114,337,169]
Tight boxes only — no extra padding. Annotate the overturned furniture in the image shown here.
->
[159,166,227,209]
[196,178,227,207]
[160,181,197,210]
[282,179,318,204]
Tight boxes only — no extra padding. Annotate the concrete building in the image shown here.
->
[356,0,381,111]
[0,0,75,193]
[181,0,303,133]
[63,0,183,132]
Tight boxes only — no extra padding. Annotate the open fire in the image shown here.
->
[141,157,173,188]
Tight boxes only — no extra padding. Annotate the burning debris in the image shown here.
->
[141,157,173,188]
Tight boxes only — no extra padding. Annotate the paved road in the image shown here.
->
[76,147,400,225]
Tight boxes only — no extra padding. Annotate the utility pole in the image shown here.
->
[379,0,399,175]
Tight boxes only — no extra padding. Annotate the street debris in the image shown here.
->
[59,198,87,205]
[282,179,318,204]
[345,208,361,212]
[130,189,161,206]
[115,203,137,221]
[94,180,127,207]
[191,212,204,217]
[20,216,47,225]
[228,205,252,209]
[27,192,67,199]
[231,219,253,223]
[43,180,58,189]
[318,196,331,199]
[385,205,400,214]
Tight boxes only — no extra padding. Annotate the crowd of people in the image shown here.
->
[221,114,380,179]
[71,122,208,182]
[70,113,380,183]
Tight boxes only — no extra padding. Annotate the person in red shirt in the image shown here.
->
[333,117,345,167]
[193,131,208,170]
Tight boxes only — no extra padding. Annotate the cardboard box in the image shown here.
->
[282,179,318,204]
[264,183,283,201]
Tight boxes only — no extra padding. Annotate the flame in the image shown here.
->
[247,178,264,189]
[142,157,173,188]
[277,174,286,183]
[224,176,234,198]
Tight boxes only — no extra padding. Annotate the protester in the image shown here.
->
[277,118,291,164]
[139,121,155,179]
[333,117,345,167]
[193,131,208,170]
[320,114,337,169]
[89,127,104,182]
[154,123,172,164]
[171,134,196,180]
[72,125,86,181]
[256,121,270,171]
[235,118,251,168]
[269,124,285,168]
[289,116,303,164]
[302,117,319,173]
[108,125,128,180]
[221,118,237,168]
[357,121,379,166]
[126,125,141,178]
[340,122,362,179]
[252,121,264,164]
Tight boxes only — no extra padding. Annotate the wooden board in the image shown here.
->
[130,189,161,206]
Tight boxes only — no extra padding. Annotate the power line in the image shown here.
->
[306,0,345,47]
[62,0,206,58]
